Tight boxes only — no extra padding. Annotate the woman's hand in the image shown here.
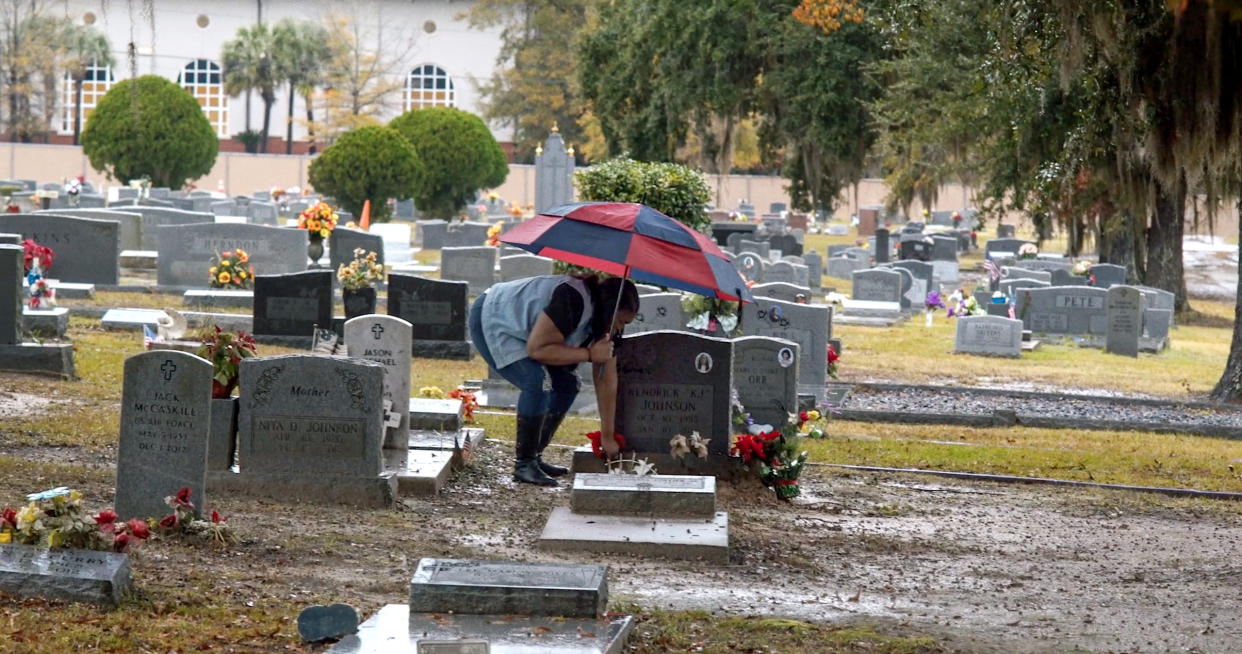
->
[586,336,613,363]
[600,432,620,458]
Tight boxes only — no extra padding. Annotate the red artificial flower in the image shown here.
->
[799,411,809,424]
[94,509,118,525]
[173,486,195,509]
[585,431,628,458]
[159,514,179,530]
[731,433,769,463]
[128,518,150,540]
[827,344,839,364]
[1,506,16,528]
[210,510,224,524]
[112,532,130,553]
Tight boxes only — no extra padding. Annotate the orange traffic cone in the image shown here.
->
[359,199,371,231]
[216,179,225,193]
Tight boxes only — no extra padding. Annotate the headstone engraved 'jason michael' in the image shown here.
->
[614,331,733,455]
[115,350,213,521]
[344,315,412,448]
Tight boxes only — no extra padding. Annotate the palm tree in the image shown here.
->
[222,23,280,153]
[272,19,334,155]
[63,23,113,145]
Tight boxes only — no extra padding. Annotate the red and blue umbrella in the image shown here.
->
[499,202,754,303]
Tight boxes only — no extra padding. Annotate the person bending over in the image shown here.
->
[468,274,639,486]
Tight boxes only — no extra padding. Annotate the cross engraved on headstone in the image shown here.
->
[160,360,177,381]
[382,399,401,429]
[371,324,384,340]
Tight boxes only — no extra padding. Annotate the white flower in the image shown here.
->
[748,423,774,435]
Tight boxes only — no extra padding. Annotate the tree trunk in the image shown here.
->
[285,82,295,155]
[260,96,273,154]
[1210,154,1242,403]
[1099,210,1142,284]
[73,77,84,146]
[1146,175,1191,312]
[303,92,317,155]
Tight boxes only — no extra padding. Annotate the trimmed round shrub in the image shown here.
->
[81,75,218,189]
[308,126,424,222]
[574,158,712,233]
[388,107,508,218]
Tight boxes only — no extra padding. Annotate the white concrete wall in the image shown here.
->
[59,0,507,140]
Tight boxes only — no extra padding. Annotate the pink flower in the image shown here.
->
[94,509,118,525]
[128,518,150,540]
[112,532,130,553]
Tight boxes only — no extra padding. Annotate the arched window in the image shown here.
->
[179,59,228,137]
[60,62,114,135]
[403,64,455,110]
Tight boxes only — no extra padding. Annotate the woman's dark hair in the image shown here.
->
[583,275,641,338]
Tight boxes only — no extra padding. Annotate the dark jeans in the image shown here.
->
[469,293,580,416]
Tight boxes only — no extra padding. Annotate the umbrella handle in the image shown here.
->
[596,266,630,383]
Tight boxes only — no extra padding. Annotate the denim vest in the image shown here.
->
[480,275,594,369]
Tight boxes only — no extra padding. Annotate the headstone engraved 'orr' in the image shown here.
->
[0,544,132,606]
[732,336,799,428]
[115,350,213,521]
[615,331,733,456]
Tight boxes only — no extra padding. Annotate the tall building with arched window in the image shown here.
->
[178,59,229,137]
[404,64,455,110]
[59,61,114,136]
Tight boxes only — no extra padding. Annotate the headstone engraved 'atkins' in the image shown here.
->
[252,270,333,337]
[115,350,213,520]
[344,315,412,448]
[0,213,119,284]
[387,274,471,359]
[615,331,733,455]
[732,336,799,427]
[1106,285,1143,357]
[953,315,1023,358]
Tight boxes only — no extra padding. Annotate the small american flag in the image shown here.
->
[983,257,1001,282]
[142,324,162,350]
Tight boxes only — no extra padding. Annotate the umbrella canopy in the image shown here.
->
[499,202,754,303]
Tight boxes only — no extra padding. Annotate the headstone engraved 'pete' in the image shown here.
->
[1019,286,1109,336]
[0,544,132,606]
[615,331,732,455]
[115,350,213,521]
[732,336,799,427]
[1106,285,1143,357]
[344,315,412,448]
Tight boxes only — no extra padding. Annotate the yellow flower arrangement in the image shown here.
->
[419,386,445,399]
[209,250,254,289]
[337,248,385,291]
[485,223,503,247]
[297,201,339,239]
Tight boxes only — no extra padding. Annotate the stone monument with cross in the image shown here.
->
[534,125,575,213]
[343,315,412,449]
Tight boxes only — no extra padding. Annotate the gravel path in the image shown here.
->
[838,383,1242,435]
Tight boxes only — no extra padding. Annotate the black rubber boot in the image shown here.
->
[514,414,557,486]
[536,411,570,477]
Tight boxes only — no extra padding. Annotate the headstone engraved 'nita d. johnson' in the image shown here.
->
[235,354,395,506]
[614,330,733,455]
[114,350,214,521]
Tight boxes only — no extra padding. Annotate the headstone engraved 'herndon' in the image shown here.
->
[115,350,213,521]
[615,331,732,455]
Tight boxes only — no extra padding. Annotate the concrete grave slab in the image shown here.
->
[409,558,608,618]
[570,473,717,519]
[539,507,729,563]
[0,544,132,606]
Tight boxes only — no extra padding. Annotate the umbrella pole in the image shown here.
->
[596,266,630,382]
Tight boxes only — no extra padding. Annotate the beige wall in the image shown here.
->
[5,142,1236,237]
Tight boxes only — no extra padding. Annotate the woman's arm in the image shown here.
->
[526,313,612,366]
[593,356,620,457]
